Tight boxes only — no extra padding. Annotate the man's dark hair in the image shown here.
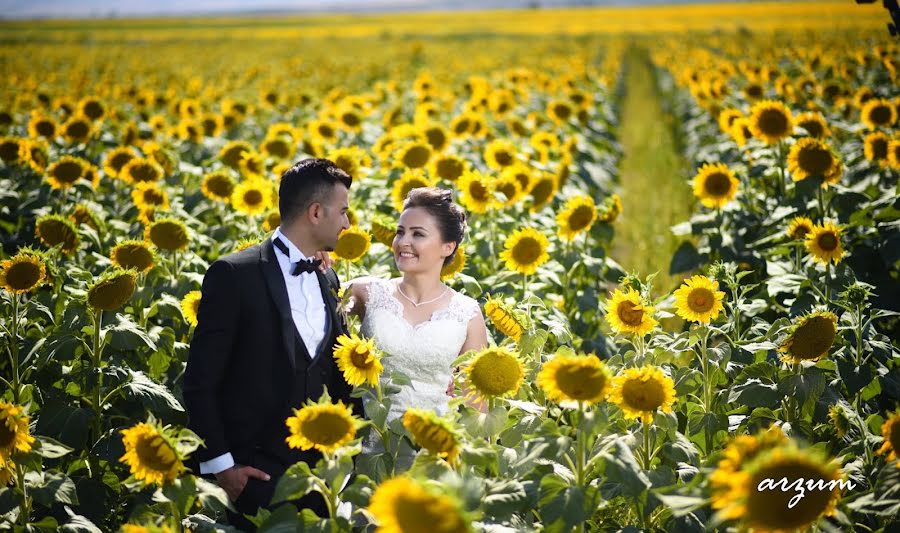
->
[279,158,352,223]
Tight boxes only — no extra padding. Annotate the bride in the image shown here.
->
[346,187,488,425]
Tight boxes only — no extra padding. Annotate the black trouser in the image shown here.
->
[226,448,327,532]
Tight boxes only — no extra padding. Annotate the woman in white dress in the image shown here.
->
[347,187,488,425]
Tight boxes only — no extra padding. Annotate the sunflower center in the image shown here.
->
[871,138,888,160]
[336,232,368,260]
[745,84,764,98]
[469,180,490,202]
[150,222,188,251]
[787,315,836,360]
[37,220,77,250]
[206,175,234,197]
[110,153,135,174]
[688,287,715,313]
[350,348,373,369]
[318,124,335,139]
[702,172,732,197]
[496,181,517,201]
[243,189,263,206]
[300,411,353,446]
[54,160,85,184]
[130,163,160,183]
[89,274,136,311]
[798,145,833,176]
[616,300,646,326]
[5,261,43,291]
[746,459,837,530]
[66,121,90,139]
[511,237,542,265]
[868,104,893,126]
[620,377,666,412]
[82,101,104,120]
[568,205,595,231]
[556,365,608,401]
[552,103,572,120]
[0,418,17,447]
[403,146,431,169]
[758,108,790,137]
[531,179,554,206]
[494,150,513,167]
[453,119,470,135]
[115,245,154,271]
[889,419,900,455]
[798,120,824,138]
[816,232,838,252]
[437,158,464,181]
[135,436,177,473]
[425,129,447,151]
[36,120,56,137]
[143,189,166,206]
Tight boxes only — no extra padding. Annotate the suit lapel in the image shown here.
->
[260,240,297,372]
[314,269,339,361]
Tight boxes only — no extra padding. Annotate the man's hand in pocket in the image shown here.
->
[215,464,271,502]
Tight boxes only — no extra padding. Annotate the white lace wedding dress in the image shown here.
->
[360,278,480,422]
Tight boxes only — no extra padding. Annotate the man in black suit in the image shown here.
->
[183,158,362,531]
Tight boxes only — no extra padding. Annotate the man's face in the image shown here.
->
[316,183,350,251]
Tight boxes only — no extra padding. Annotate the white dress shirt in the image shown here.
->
[199,227,328,475]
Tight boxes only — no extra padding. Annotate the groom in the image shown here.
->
[183,158,363,531]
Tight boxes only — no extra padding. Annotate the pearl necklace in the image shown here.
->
[396,282,448,307]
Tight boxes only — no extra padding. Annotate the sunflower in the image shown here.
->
[119,421,185,486]
[0,463,13,486]
[861,98,897,130]
[794,112,830,138]
[457,170,495,214]
[145,218,190,251]
[717,108,743,134]
[863,132,889,165]
[200,113,224,138]
[716,445,843,531]
[333,333,384,387]
[335,226,371,262]
[598,193,623,223]
[237,150,265,179]
[748,100,793,145]
[45,155,89,190]
[0,248,46,294]
[308,119,339,145]
[673,275,726,323]
[71,204,102,231]
[20,139,50,174]
[103,147,137,180]
[110,240,155,273]
[538,353,612,406]
[62,115,93,144]
[218,140,252,170]
[484,139,517,170]
[786,216,814,240]
[396,141,432,170]
[502,162,532,193]
[609,365,677,423]
[710,427,789,518]
[419,123,450,153]
[201,170,235,203]
[262,209,281,233]
[828,404,851,439]
[35,214,79,254]
[131,181,169,212]
[786,138,840,184]
[692,163,739,209]
[88,268,137,311]
[368,477,470,533]
[0,137,23,165]
[805,221,844,265]
[529,173,558,212]
[605,287,658,336]
[729,117,754,147]
[499,227,550,276]
[546,99,574,124]
[779,310,838,363]
[0,401,35,467]
[392,170,434,212]
[233,238,262,253]
[483,295,527,341]
[336,107,363,132]
[260,135,294,161]
[440,246,466,281]
[465,347,524,401]
[179,290,201,327]
[556,195,598,241]
[493,172,524,207]
[329,146,370,179]
[371,213,398,247]
[285,398,359,454]
[877,409,900,467]
[402,409,462,464]
[28,113,58,140]
[123,157,165,185]
[231,179,272,216]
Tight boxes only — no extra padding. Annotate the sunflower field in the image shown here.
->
[1,2,899,531]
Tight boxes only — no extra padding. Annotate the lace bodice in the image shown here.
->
[360,278,480,421]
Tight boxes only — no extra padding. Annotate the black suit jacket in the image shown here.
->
[183,239,361,470]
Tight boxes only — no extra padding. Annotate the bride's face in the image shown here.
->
[393,207,455,274]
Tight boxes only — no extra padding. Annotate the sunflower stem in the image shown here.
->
[170,500,183,533]
[817,184,826,221]
[777,140,786,199]
[91,309,104,446]
[824,263,832,302]
[172,249,180,281]
[855,303,864,369]
[10,294,21,404]
[575,402,586,487]
[794,242,802,273]
[642,418,652,470]
[16,460,30,527]
[488,397,496,447]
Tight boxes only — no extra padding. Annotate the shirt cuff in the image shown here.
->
[199,452,234,475]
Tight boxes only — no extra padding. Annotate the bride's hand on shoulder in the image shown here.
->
[314,250,334,271]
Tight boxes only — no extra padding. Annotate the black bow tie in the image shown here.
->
[273,237,322,276]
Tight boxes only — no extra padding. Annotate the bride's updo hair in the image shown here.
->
[402,187,467,266]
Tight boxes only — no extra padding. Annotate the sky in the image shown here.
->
[0,0,712,19]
